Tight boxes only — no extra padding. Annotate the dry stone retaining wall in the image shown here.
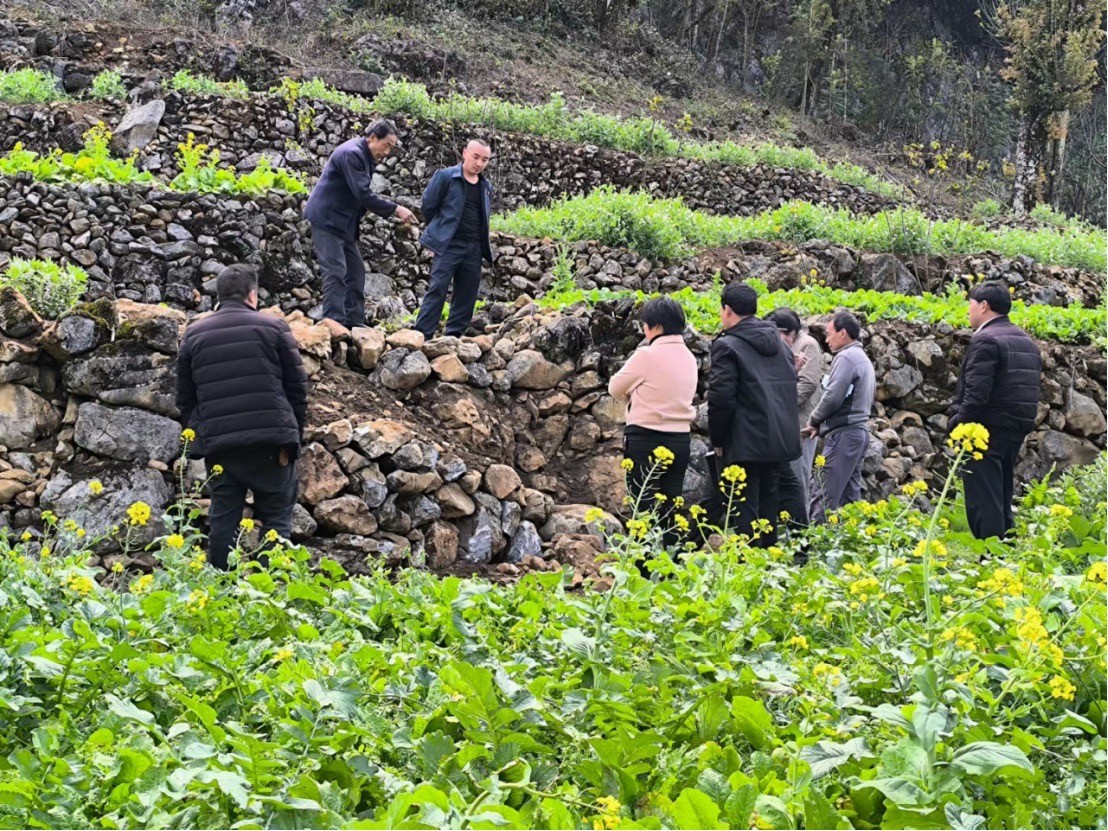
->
[0,286,1102,576]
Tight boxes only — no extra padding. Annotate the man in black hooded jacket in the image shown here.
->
[707,282,801,546]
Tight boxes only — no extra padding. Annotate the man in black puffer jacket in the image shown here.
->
[948,281,1041,540]
[707,282,801,546]
[176,265,308,569]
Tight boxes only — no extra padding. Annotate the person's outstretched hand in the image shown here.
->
[395,206,417,225]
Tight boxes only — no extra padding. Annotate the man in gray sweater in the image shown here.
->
[803,311,876,522]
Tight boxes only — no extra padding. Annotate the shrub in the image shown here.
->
[972,197,1003,218]
[89,70,127,101]
[0,68,65,104]
[1,258,88,318]
[167,70,249,99]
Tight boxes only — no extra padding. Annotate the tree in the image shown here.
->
[984,0,1106,212]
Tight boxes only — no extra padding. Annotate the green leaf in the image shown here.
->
[803,789,844,831]
[801,738,868,778]
[560,628,596,660]
[724,784,757,828]
[731,696,774,751]
[672,788,722,830]
[106,694,155,726]
[950,742,1034,776]
[945,803,986,830]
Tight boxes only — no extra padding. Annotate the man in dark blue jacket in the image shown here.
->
[413,139,494,339]
[948,281,1041,540]
[176,265,308,569]
[304,120,416,330]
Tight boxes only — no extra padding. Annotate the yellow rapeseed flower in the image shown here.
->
[651,446,675,466]
[65,574,95,596]
[948,422,989,454]
[584,507,606,524]
[788,635,809,650]
[1086,561,1107,585]
[274,647,295,662]
[166,534,185,549]
[265,529,280,542]
[721,464,747,484]
[186,589,209,611]
[240,518,256,532]
[88,480,104,496]
[131,574,154,595]
[126,501,152,527]
[211,464,224,476]
[180,428,196,443]
[815,455,827,468]
[111,561,124,573]
[673,514,690,532]
[913,539,947,559]
[20,531,31,542]
[1048,675,1076,701]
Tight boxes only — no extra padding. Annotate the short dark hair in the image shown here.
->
[830,310,861,341]
[767,307,802,336]
[366,119,399,141]
[969,280,1012,315]
[640,296,686,335]
[721,282,758,316]
[217,264,258,302]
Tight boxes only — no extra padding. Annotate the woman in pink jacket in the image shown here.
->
[607,297,698,549]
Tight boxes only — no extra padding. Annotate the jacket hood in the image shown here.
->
[725,318,783,357]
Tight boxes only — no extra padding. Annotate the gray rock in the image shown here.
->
[112,100,167,155]
[74,402,181,463]
[506,521,542,563]
[880,365,923,399]
[378,348,432,391]
[457,494,504,564]
[303,67,384,96]
[314,495,378,536]
[0,383,58,449]
[290,503,317,540]
[41,467,172,548]
[62,341,178,417]
[1064,389,1106,438]
[858,253,922,295]
[400,494,441,527]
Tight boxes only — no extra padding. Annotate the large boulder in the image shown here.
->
[302,67,384,96]
[506,521,543,563]
[0,383,58,449]
[1063,389,1106,438]
[314,495,378,536]
[111,99,167,155]
[378,348,432,391]
[73,402,182,463]
[539,504,620,541]
[457,494,505,564]
[41,468,173,548]
[297,443,349,505]
[506,349,571,390]
[858,253,922,295]
[62,340,178,417]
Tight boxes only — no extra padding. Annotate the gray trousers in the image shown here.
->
[810,427,869,523]
[790,435,818,509]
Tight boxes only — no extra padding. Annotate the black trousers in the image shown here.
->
[777,459,809,530]
[709,460,781,548]
[414,238,483,338]
[623,427,691,551]
[206,445,298,570]
[961,430,1026,540]
[312,224,367,329]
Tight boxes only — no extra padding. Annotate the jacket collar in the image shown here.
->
[976,314,1009,333]
[359,137,375,171]
[449,163,485,185]
[215,299,255,312]
[647,333,684,346]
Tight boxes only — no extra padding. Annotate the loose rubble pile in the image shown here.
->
[0,284,1102,576]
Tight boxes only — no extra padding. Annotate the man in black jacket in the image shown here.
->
[707,282,801,546]
[304,120,416,330]
[948,281,1042,540]
[176,265,308,569]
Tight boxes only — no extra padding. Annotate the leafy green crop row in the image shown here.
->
[370,79,898,197]
[0,434,1103,829]
[0,125,305,197]
[540,273,1107,346]
[494,186,1108,272]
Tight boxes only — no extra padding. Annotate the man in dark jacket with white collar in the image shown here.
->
[413,139,494,339]
[948,281,1041,540]
[707,282,801,546]
[176,265,308,569]
[304,120,416,330]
